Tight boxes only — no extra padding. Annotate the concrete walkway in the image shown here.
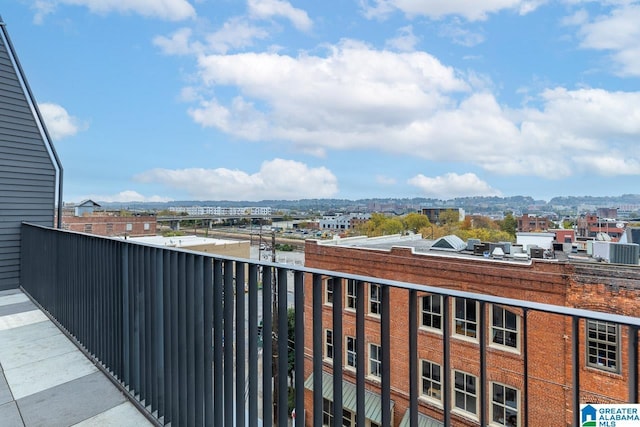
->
[0,289,154,427]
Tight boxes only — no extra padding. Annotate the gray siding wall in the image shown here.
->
[0,32,56,290]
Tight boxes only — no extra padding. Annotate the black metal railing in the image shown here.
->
[20,223,640,427]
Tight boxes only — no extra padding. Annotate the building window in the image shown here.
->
[420,360,442,401]
[84,224,92,233]
[586,320,619,372]
[454,370,478,416]
[325,329,333,360]
[322,398,333,426]
[491,383,518,426]
[454,298,478,339]
[346,279,357,311]
[144,222,150,231]
[106,223,113,234]
[421,295,442,330]
[369,284,381,316]
[346,336,357,369]
[491,306,519,349]
[369,344,381,378]
[125,223,133,231]
[325,278,334,305]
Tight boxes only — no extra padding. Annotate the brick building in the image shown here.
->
[516,214,549,232]
[61,212,157,237]
[577,214,625,241]
[303,235,640,427]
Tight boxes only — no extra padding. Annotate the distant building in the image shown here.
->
[319,213,371,231]
[516,214,549,232]
[74,199,101,216]
[577,214,625,241]
[596,207,618,220]
[168,206,271,216]
[60,212,157,237]
[421,207,465,224]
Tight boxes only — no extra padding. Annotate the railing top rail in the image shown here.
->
[23,222,640,327]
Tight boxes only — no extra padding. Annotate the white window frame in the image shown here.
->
[325,329,334,361]
[346,336,357,370]
[125,223,133,231]
[454,298,479,341]
[369,283,381,316]
[324,278,334,306]
[345,279,357,311]
[491,305,520,351]
[453,370,478,417]
[420,359,442,403]
[369,343,382,378]
[322,398,333,426]
[421,294,443,331]
[586,320,620,373]
[490,382,519,427]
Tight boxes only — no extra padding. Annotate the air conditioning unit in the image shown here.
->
[530,247,544,259]
[609,243,640,265]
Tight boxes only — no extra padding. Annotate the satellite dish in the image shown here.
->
[616,223,624,229]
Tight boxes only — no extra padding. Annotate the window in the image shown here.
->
[369,284,381,316]
[586,320,619,372]
[369,344,381,378]
[421,295,442,330]
[106,223,113,234]
[325,329,334,360]
[144,222,150,231]
[84,224,92,233]
[491,383,518,426]
[346,336,357,369]
[454,370,477,416]
[491,306,519,349]
[325,278,334,305]
[420,360,442,401]
[454,298,478,339]
[346,279,357,310]
[125,223,133,231]
[322,398,333,426]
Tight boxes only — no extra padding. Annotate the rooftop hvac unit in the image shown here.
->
[490,243,507,255]
[592,241,611,261]
[609,243,640,265]
[530,247,544,259]
[467,238,481,251]
[474,243,489,256]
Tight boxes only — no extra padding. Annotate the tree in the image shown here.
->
[403,212,431,233]
[499,212,517,238]
[438,209,461,225]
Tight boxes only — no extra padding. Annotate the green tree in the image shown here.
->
[499,212,517,238]
[403,212,431,233]
[438,209,460,225]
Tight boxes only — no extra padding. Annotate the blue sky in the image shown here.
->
[4,0,640,203]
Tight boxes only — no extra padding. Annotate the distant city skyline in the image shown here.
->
[5,1,640,203]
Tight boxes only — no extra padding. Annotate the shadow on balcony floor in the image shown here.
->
[0,289,154,427]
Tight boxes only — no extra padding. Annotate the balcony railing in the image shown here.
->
[20,223,640,426]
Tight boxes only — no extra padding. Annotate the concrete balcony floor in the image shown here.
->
[0,289,153,427]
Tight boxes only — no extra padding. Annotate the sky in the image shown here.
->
[3,0,640,203]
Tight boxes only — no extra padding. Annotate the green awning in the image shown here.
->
[304,371,394,424]
[398,409,444,427]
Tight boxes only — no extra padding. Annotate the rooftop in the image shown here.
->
[0,289,153,427]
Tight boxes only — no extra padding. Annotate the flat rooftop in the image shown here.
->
[0,289,154,427]
[129,234,248,247]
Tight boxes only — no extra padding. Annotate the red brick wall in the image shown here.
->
[303,240,640,427]
[61,214,157,237]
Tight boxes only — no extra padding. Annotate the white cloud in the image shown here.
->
[134,159,338,200]
[205,17,270,54]
[78,190,172,203]
[360,0,542,21]
[33,0,196,21]
[247,0,313,31]
[573,3,640,76]
[182,39,640,179]
[153,28,203,55]
[39,102,86,140]
[408,173,501,198]
[438,18,485,46]
[385,25,419,52]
